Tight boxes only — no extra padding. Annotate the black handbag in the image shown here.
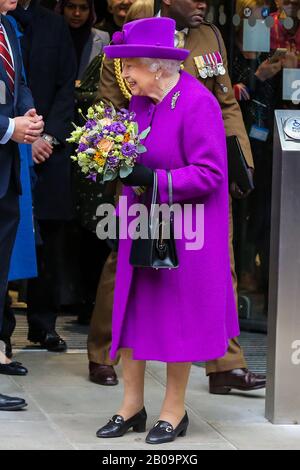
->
[129,171,179,269]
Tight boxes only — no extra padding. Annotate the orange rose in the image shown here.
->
[97,139,114,153]
[124,133,130,143]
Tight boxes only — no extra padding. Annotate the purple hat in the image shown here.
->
[104,17,189,62]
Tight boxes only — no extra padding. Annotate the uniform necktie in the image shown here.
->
[176,31,186,49]
[0,23,15,92]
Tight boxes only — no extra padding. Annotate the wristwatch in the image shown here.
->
[42,133,53,145]
[42,134,59,146]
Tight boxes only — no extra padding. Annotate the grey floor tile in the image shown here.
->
[1,353,299,450]
[75,442,236,450]
[0,376,24,393]
[48,411,229,447]
[24,374,165,416]
[0,409,47,422]
[0,421,74,450]
[187,389,266,424]
[148,361,266,425]
[211,423,300,450]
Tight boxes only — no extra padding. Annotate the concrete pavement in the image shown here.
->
[0,352,299,450]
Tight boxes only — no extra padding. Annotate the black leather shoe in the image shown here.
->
[145,412,189,445]
[0,394,27,411]
[97,407,147,438]
[0,362,28,376]
[89,362,119,386]
[28,331,67,353]
[209,368,266,395]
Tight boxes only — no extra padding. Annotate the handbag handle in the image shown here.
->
[167,171,174,223]
[149,171,158,232]
[149,170,173,222]
[149,170,174,232]
[156,170,174,257]
[167,171,173,206]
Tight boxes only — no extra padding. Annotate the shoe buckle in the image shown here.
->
[114,416,123,424]
[166,426,173,433]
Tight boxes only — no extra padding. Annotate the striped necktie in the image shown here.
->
[0,23,15,92]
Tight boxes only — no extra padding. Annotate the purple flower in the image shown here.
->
[87,134,103,147]
[107,156,119,169]
[78,142,88,152]
[86,173,97,182]
[128,111,136,121]
[109,122,127,134]
[85,119,96,130]
[121,142,137,157]
[104,107,113,117]
[118,108,131,120]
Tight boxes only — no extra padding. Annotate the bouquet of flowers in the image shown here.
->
[67,101,150,182]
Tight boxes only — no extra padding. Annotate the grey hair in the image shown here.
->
[140,58,182,76]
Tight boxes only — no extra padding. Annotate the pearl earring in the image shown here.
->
[155,75,159,80]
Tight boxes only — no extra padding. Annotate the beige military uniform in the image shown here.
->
[88,22,251,373]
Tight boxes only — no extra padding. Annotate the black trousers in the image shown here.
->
[0,179,20,331]
[0,294,16,343]
[26,220,65,336]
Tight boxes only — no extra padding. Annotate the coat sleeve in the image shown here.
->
[156,92,227,204]
[212,27,254,169]
[97,55,129,110]
[0,115,10,140]
[43,18,76,142]
[17,75,35,116]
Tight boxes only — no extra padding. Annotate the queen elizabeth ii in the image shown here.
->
[96,17,239,445]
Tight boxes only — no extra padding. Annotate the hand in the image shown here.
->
[32,137,53,164]
[12,116,43,144]
[25,107,44,134]
[24,108,40,121]
[120,163,154,187]
[24,108,44,142]
[255,59,282,82]
[282,51,299,69]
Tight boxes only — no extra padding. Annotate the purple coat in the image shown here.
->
[110,71,240,362]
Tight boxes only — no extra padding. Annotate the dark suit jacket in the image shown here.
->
[0,14,34,200]
[10,5,77,220]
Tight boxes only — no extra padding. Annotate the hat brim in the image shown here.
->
[104,44,189,61]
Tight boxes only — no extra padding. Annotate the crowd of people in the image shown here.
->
[0,0,299,444]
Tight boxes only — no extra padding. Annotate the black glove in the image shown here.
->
[120,163,154,187]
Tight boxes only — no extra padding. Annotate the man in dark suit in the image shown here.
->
[0,2,44,410]
[9,0,77,352]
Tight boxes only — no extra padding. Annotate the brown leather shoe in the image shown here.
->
[209,368,266,395]
[89,362,119,386]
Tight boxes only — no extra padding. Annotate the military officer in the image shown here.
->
[87,0,266,395]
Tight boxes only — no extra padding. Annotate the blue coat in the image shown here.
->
[6,15,37,281]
